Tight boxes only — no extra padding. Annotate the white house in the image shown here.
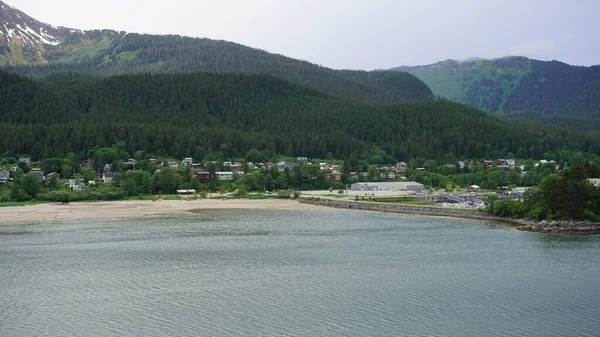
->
[0,170,9,184]
[102,172,114,184]
[182,158,193,167]
[215,172,234,181]
[68,178,86,191]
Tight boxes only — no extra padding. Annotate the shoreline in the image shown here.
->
[297,198,600,235]
[0,199,321,224]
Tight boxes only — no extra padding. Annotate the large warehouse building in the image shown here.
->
[351,182,425,191]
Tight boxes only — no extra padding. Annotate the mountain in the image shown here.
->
[1,69,598,162]
[393,57,600,117]
[0,1,433,103]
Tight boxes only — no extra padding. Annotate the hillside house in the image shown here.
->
[30,168,44,180]
[167,160,179,168]
[182,158,193,167]
[0,170,9,184]
[277,161,295,171]
[102,172,114,184]
[215,172,234,181]
[330,170,342,181]
[46,172,60,181]
[395,162,408,174]
[588,178,600,188]
[297,157,309,162]
[19,157,31,166]
[68,178,86,191]
[467,185,481,192]
[196,172,212,183]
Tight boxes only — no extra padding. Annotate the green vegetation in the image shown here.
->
[485,164,600,222]
[1,70,599,162]
[396,57,600,120]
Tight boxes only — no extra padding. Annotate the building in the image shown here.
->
[46,172,60,181]
[19,157,31,166]
[588,178,600,188]
[351,182,425,191]
[30,168,44,180]
[297,157,309,162]
[167,160,179,168]
[330,170,342,181]
[467,185,481,192]
[102,172,114,184]
[68,178,86,191]
[395,162,408,175]
[277,161,295,171]
[215,172,234,181]
[0,169,9,184]
[176,189,197,195]
[182,158,193,167]
[195,172,212,183]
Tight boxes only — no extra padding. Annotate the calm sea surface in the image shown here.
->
[1,208,599,337]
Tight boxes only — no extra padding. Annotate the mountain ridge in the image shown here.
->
[0,1,433,103]
[393,56,600,117]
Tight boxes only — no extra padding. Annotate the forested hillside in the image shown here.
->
[394,57,600,118]
[1,70,598,162]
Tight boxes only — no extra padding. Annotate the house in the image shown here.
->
[277,161,295,171]
[539,160,549,166]
[196,172,212,183]
[182,158,193,167]
[230,162,242,171]
[297,156,309,162]
[467,185,481,192]
[484,160,495,168]
[588,178,600,188]
[124,158,137,170]
[102,172,114,184]
[351,182,424,191]
[215,172,234,181]
[380,171,397,180]
[46,172,60,181]
[30,168,44,180]
[330,170,342,181]
[395,162,408,174]
[0,170,9,184]
[19,157,31,166]
[68,178,86,191]
[167,160,179,168]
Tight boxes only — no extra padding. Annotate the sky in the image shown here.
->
[6,0,600,70]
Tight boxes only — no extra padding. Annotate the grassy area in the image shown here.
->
[116,50,139,62]
[0,200,52,207]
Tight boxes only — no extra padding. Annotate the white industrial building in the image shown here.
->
[351,182,425,191]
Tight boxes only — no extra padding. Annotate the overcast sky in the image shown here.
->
[7,0,600,70]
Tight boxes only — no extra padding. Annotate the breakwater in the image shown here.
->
[299,198,600,235]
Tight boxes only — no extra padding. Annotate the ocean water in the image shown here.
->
[1,208,599,337]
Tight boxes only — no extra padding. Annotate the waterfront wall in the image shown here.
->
[298,198,600,235]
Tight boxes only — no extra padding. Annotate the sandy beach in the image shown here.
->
[0,199,321,223]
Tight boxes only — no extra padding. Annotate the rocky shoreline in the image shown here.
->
[298,198,600,235]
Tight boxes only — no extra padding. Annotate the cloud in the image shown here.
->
[508,40,559,59]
